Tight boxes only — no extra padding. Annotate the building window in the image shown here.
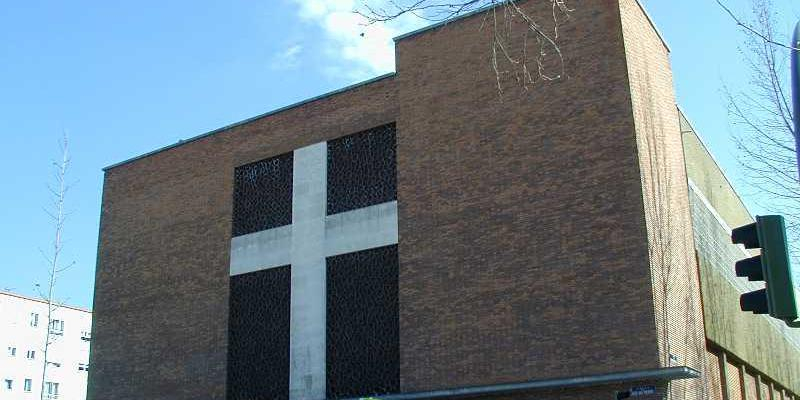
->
[24,379,32,392]
[228,265,291,400]
[45,382,59,399]
[30,313,39,327]
[4,379,12,390]
[26,350,35,360]
[78,363,89,372]
[7,347,16,357]
[232,151,294,236]
[327,123,397,215]
[325,245,400,398]
[49,320,64,335]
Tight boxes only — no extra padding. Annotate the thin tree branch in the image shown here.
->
[357,0,572,95]
[716,0,799,50]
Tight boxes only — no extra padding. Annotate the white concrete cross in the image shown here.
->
[229,141,399,400]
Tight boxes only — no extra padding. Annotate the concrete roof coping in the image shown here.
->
[631,0,671,52]
[103,72,396,172]
[678,105,754,221]
[393,1,500,42]
[393,0,671,52]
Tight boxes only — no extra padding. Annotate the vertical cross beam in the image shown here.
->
[719,351,731,400]
[289,142,327,400]
[229,129,399,400]
[740,365,750,400]
[755,374,764,400]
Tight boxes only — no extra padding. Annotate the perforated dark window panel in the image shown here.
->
[327,123,396,215]
[232,152,293,237]
[227,266,291,400]
[326,245,399,399]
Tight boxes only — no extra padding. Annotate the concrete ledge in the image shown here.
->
[343,367,699,400]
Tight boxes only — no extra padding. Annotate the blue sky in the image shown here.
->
[0,0,798,310]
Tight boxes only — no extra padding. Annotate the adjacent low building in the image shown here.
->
[682,112,800,400]
[88,0,800,399]
[0,291,92,400]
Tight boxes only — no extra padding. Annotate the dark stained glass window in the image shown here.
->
[232,152,293,237]
[326,245,399,399]
[327,124,396,215]
[227,266,291,400]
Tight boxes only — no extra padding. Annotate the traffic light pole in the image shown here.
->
[729,23,800,327]
[793,21,800,180]
[790,22,800,327]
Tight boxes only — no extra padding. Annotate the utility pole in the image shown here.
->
[793,21,800,180]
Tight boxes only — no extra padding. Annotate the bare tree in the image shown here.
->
[723,0,799,264]
[358,0,572,94]
[716,0,798,50]
[36,135,74,400]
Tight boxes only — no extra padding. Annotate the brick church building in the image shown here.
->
[88,0,800,399]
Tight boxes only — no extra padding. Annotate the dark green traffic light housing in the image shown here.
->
[732,215,799,327]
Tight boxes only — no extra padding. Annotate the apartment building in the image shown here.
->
[1,291,91,400]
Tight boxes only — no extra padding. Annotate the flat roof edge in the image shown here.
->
[394,0,670,53]
[103,72,396,171]
[632,0,671,52]
[393,1,503,42]
[1,290,92,314]
[678,105,754,221]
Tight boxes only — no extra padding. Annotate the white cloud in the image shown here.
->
[271,44,303,70]
[289,0,427,79]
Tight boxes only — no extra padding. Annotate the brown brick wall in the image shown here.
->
[89,0,704,399]
[88,77,397,399]
[396,0,661,392]
[618,0,707,398]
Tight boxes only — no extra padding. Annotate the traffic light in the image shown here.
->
[732,215,798,326]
